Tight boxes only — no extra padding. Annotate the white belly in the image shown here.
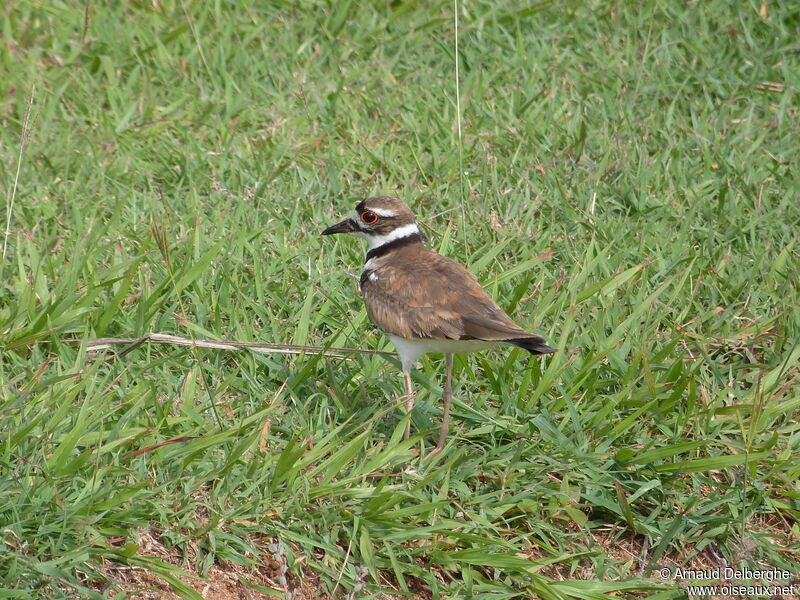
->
[387,334,496,372]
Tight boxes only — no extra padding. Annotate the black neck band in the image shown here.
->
[365,233,425,262]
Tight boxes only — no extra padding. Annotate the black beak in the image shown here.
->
[321,218,357,235]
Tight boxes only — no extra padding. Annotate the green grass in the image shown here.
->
[2,0,799,598]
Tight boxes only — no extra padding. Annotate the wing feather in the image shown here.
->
[361,250,540,343]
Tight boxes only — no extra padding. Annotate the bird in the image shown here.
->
[322,196,555,455]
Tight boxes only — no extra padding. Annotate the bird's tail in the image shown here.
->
[507,336,557,355]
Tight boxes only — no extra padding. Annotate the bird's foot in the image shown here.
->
[423,445,444,461]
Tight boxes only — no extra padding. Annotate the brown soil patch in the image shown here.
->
[96,529,417,600]
[96,518,798,600]
[96,529,327,600]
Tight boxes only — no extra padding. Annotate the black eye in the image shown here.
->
[360,210,379,225]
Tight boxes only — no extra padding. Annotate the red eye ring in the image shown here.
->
[360,210,379,225]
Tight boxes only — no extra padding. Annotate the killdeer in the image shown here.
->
[322,196,555,454]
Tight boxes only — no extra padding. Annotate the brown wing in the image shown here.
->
[361,249,539,342]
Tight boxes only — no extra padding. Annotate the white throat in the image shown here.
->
[356,222,421,251]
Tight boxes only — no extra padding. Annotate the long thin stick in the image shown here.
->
[453,0,468,261]
[3,85,35,266]
[75,333,395,360]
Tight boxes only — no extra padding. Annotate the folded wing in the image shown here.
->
[361,250,554,354]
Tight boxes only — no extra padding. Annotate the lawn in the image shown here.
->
[1,1,799,598]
